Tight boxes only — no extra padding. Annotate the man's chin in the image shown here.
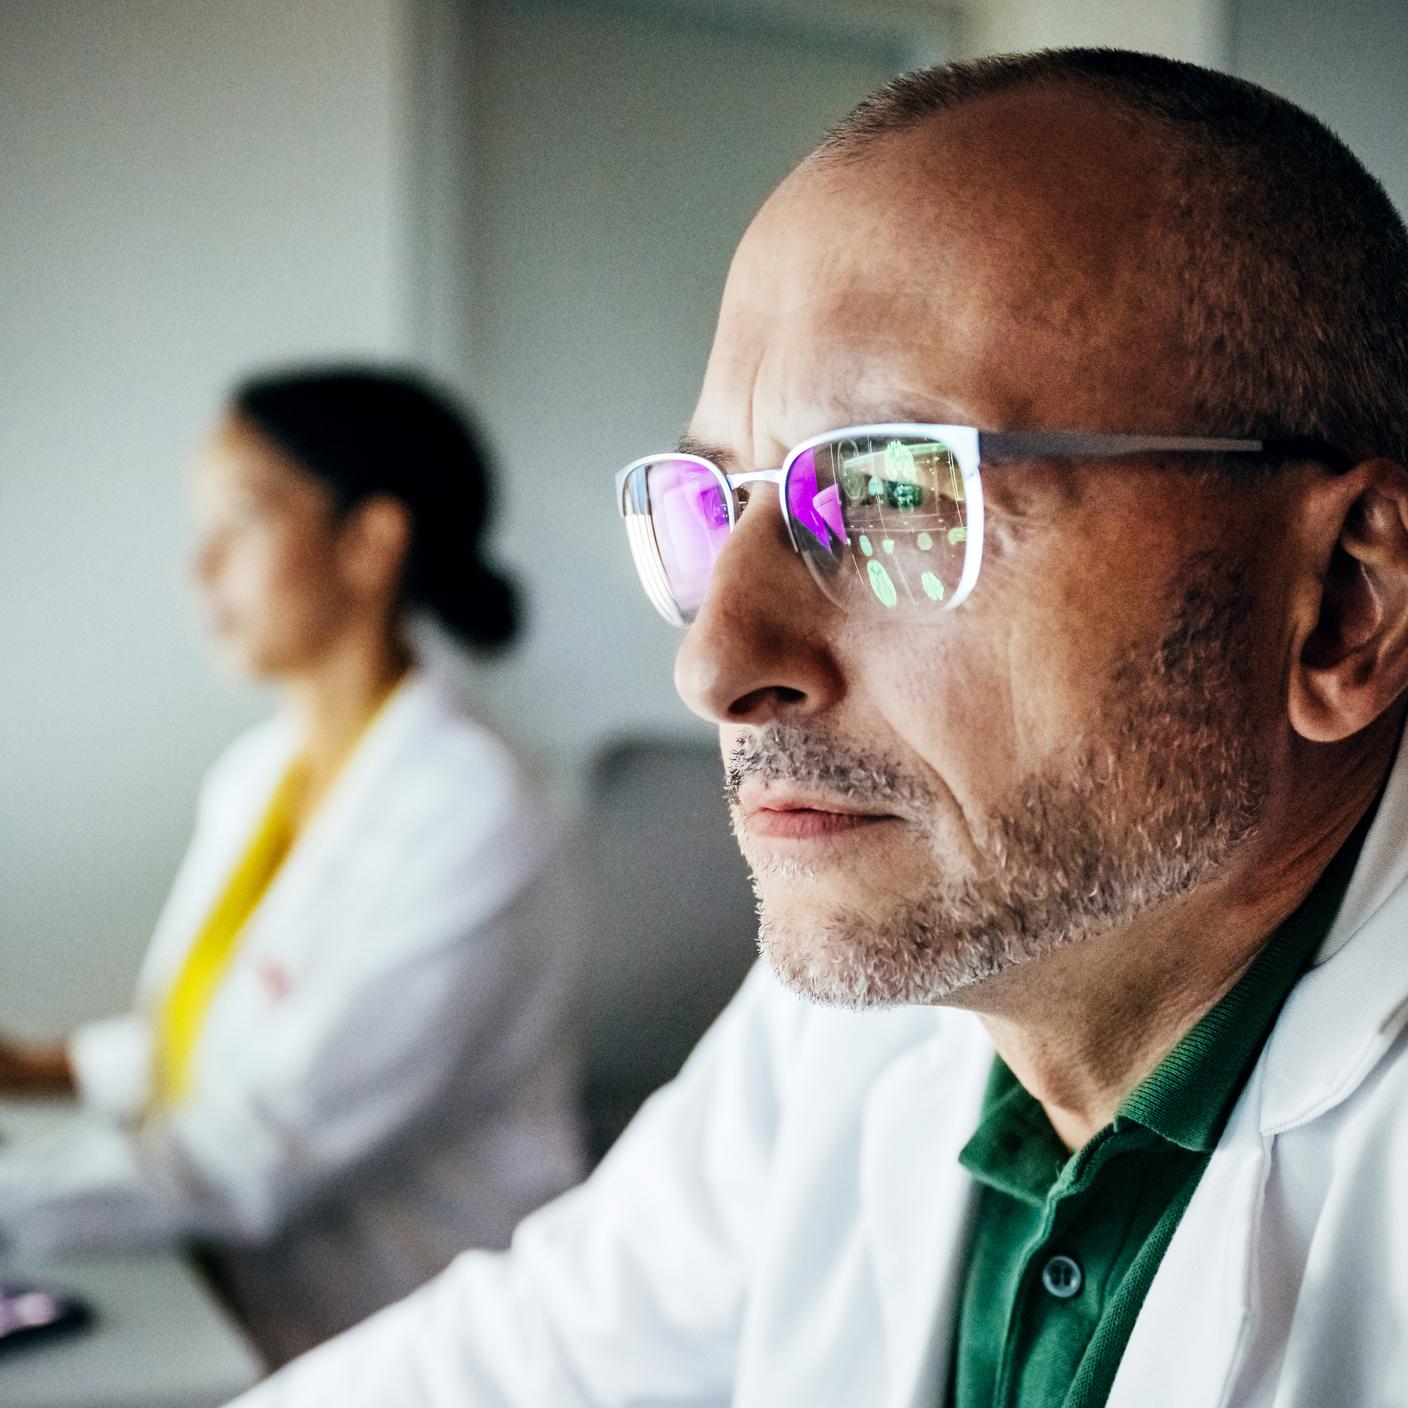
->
[755,903,996,1012]
[747,844,936,914]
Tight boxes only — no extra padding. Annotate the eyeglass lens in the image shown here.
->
[786,434,970,613]
[643,457,732,619]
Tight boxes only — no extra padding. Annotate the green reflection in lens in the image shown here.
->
[887,481,923,511]
[882,538,895,554]
[948,526,968,545]
[884,439,916,480]
[840,462,867,502]
[868,560,898,608]
[859,534,873,557]
[917,532,933,551]
[921,571,946,602]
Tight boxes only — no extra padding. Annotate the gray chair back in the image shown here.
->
[572,735,759,1163]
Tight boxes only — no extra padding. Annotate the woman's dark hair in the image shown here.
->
[231,365,519,653]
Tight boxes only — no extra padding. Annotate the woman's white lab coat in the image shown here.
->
[232,729,1408,1406]
[0,669,584,1364]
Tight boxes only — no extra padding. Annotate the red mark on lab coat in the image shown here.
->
[257,958,292,1002]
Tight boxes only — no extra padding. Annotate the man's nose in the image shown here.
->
[673,494,844,725]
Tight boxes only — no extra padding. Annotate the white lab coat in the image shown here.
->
[0,669,585,1364]
[229,719,1408,1407]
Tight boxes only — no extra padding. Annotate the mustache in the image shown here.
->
[723,723,936,817]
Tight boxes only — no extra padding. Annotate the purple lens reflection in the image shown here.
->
[647,458,732,615]
[786,448,846,556]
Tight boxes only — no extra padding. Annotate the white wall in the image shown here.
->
[1232,0,1407,218]
[0,0,414,1031]
[952,0,1228,64]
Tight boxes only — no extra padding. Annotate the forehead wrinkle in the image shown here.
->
[780,108,1195,434]
[814,393,975,431]
[699,355,979,459]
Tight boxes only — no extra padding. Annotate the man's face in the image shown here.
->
[674,91,1297,1009]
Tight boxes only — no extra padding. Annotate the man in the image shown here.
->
[232,49,1408,1407]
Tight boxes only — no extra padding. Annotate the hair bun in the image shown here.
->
[425,561,520,653]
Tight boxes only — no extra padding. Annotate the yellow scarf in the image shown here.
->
[152,676,408,1105]
[154,762,304,1103]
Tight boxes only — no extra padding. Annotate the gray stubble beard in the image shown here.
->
[725,562,1268,1010]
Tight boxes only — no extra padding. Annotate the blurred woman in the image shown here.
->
[0,367,584,1363]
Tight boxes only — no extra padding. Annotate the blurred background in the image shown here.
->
[2,0,1406,1041]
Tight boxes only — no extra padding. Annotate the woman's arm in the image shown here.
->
[0,1035,76,1097]
[0,769,565,1255]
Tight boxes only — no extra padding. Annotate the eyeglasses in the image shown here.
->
[614,423,1345,626]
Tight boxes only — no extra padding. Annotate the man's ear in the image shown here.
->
[1290,458,1408,743]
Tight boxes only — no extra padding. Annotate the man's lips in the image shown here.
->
[735,783,900,842]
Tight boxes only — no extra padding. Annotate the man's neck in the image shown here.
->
[971,724,1399,1150]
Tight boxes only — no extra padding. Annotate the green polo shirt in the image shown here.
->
[945,821,1368,1408]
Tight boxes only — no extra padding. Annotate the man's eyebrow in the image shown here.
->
[674,433,740,468]
[674,408,971,469]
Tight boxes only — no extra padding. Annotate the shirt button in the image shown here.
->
[1041,1255,1083,1299]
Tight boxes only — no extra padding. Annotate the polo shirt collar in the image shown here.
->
[1118,805,1366,1152]
[962,799,1374,1184]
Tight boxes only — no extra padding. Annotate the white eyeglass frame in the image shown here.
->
[615,422,1327,627]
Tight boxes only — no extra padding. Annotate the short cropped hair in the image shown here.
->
[817,49,1408,465]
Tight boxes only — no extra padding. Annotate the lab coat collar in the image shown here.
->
[235,669,454,932]
[863,728,1408,1408]
[1109,727,1408,1405]
[1257,723,1408,1134]
[860,1011,992,1408]
[289,667,448,815]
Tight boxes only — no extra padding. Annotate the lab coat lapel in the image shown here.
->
[232,674,438,961]
[145,671,439,1009]
[1107,732,1408,1406]
[861,1014,991,1408]
[1104,1074,1268,1408]
[1257,725,1408,1135]
[134,722,295,1003]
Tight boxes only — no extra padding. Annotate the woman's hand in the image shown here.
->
[0,1034,76,1096]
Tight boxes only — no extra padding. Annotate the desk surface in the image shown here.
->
[0,1100,264,1408]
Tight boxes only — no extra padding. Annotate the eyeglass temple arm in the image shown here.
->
[978,430,1351,468]
[615,434,1355,521]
